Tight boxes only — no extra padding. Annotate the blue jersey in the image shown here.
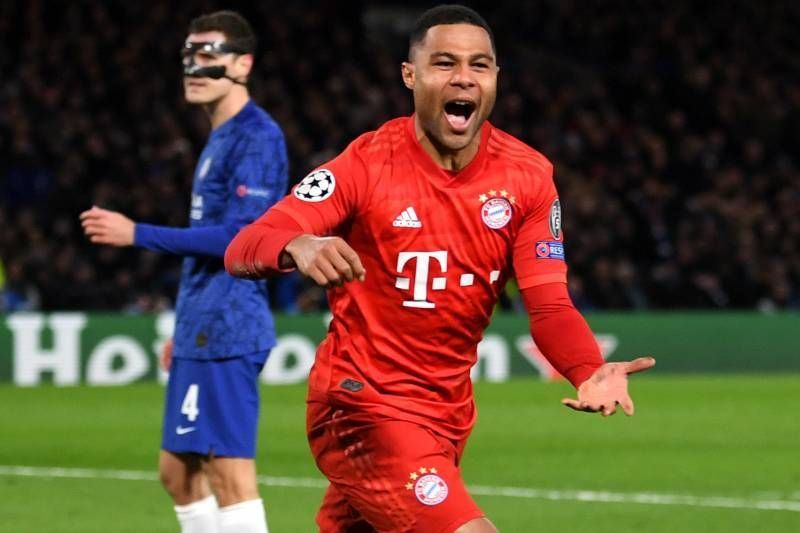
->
[173,101,287,360]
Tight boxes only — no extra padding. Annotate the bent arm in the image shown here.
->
[224,209,305,278]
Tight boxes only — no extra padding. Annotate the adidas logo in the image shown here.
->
[393,207,422,228]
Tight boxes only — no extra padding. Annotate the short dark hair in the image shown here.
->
[408,4,495,59]
[188,10,256,55]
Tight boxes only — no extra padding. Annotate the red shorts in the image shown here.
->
[307,402,484,533]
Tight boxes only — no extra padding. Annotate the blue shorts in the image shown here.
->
[161,352,268,458]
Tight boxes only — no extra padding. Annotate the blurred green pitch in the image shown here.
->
[1,376,798,532]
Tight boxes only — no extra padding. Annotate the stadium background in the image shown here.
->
[1,1,798,532]
[2,0,798,313]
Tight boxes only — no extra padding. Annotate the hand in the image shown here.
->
[80,206,135,246]
[284,234,365,288]
[561,356,655,417]
[160,338,173,371]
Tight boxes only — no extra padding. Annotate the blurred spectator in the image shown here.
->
[1,0,797,312]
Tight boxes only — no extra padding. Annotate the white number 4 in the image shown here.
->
[181,384,200,422]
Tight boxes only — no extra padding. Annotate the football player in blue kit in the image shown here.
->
[80,11,286,533]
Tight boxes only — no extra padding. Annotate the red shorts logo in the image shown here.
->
[414,474,449,506]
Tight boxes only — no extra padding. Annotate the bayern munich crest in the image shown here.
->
[481,197,513,229]
[294,168,335,202]
[414,474,449,506]
[405,467,449,506]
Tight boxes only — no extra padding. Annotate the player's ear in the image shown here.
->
[236,53,253,77]
[401,62,415,90]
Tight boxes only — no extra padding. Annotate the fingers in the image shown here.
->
[561,398,588,412]
[601,403,617,417]
[624,356,656,375]
[296,237,366,287]
[80,208,134,246]
[305,265,331,287]
[82,223,112,243]
[323,245,356,283]
[79,206,99,220]
[336,241,366,281]
[317,260,345,287]
[82,222,107,235]
[81,207,110,238]
[619,395,635,416]
[79,205,107,221]
[562,398,603,413]
[561,397,619,416]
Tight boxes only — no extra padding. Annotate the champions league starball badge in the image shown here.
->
[481,197,513,229]
[294,168,336,202]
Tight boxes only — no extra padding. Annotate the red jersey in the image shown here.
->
[271,117,566,440]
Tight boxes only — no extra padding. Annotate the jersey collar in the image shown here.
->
[405,114,491,188]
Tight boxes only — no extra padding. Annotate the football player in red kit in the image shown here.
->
[225,5,655,532]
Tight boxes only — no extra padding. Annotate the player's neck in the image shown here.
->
[205,87,250,129]
[413,118,481,173]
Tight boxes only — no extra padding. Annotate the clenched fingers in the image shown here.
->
[335,240,366,281]
[305,265,331,287]
[317,260,345,287]
[301,238,365,287]
[322,245,356,282]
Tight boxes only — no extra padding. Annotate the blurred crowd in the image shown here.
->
[1,0,798,313]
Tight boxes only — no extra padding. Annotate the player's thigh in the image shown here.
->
[309,408,484,532]
[317,483,376,533]
[158,450,209,504]
[162,354,264,458]
[204,456,260,506]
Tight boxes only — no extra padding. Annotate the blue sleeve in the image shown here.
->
[223,128,289,229]
[134,223,235,257]
[132,124,288,258]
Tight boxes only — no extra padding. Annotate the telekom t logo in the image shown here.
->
[395,251,448,308]
[395,251,501,308]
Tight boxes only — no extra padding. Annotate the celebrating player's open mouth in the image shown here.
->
[443,98,477,133]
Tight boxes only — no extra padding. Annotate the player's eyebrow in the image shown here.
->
[429,51,495,63]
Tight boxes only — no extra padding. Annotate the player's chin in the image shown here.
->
[438,124,480,151]
[184,88,217,105]
[184,91,204,104]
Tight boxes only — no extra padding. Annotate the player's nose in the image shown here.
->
[449,64,476,88]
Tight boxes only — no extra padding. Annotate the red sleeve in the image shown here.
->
[512,163,567,289]
[270,134,370,234]
[224,209,305,278]
[224,134,371,278]
[522,282,603,387]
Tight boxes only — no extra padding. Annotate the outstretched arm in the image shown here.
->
[522,282,655,416]
[80,206,237,257]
